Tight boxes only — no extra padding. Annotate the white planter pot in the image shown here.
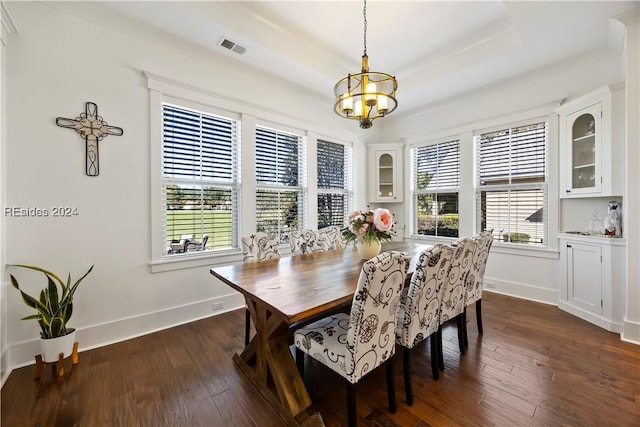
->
[40,329,76,363]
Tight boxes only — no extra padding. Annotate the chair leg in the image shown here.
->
[244,308,251,346]
[347,382,357,427]
[456,314,466,354]
[429,332,439,380]
[386,355,397,413]
[437,326,444,372]
[463,308,469,348]
[296,348,305,377]
[402,347,414,405]
[476,299,483,334]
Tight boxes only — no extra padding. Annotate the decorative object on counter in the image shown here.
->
[56,102,124,176]
[604,201,621,237]
[588,211,603,235]
[10,264,93,378]
[343,207,395,259]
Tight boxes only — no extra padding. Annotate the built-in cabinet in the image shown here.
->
[556,85,624,198]
[367,145,403,203]
[558,233,626,332]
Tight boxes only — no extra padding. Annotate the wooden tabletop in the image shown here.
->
[210,241,432,324]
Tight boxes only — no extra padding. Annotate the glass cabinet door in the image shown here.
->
[378,153,395,199]
[566,103,601,194]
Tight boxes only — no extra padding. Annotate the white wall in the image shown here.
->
[371,10,639,342]
[3,2,638,376]
[2,2,360,368]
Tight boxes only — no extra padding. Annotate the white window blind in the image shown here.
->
[255,126,305,242]
[317,140,353,228]
[162,103,239,255]
[476,121,547,245]
[411,140,460,237]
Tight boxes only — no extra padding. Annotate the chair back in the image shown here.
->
[345,251,410,382]
[466,230,493,305]
[396,245,453,348]
[290,229,322,255]
[317,225,345,251]
[241,232,280,263]
[440,237,474,324]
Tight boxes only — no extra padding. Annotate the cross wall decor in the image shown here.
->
[56,102,124,176]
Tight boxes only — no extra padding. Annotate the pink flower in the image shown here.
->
[348,210,360,220]
[373,208,393,232]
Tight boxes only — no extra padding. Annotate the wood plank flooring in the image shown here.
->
[2,292,639,426]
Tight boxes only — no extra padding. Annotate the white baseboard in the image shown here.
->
[1,349,9,387]
[557,301,623,333]
[621,318,640,345]
[483,277,559,306]
[6,292,245,370]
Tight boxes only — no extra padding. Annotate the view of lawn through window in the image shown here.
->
[162,104,239,255]
[255,126,305,243]
[317,140,352,229]
[412,140,460,237]
[477,121,547,245]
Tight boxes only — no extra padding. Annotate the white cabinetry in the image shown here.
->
[558,233,626,332]
[556,85,624,198]
[367,145,403,203]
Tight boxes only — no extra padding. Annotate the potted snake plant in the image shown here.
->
[10,264,93,362]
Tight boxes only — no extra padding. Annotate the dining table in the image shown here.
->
[209,240,432,426]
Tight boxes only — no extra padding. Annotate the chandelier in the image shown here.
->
[333,0,398,129]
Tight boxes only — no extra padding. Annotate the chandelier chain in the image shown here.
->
[363,0,367,56]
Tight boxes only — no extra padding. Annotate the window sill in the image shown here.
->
[150,249,243,273]
[406,235,559,259]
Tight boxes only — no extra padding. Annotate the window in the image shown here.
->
[255,125,306,242]
[411,140,460,237]
[476,121,547,245]
[317,140,353,229]
[162,103,239,256]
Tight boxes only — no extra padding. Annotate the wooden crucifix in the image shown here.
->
[56,102,123,176]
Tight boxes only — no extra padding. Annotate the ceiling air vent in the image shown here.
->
[219,38,247,55]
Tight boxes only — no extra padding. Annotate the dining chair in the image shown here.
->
[462,229,494,345]
[395,244,452,405]
[290,229,322,255]
[294,251,410,427]
[438,237,475,369]
[241,232,280,345]
[317,225,345,251]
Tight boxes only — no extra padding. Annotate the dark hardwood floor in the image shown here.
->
[2,292,639,426]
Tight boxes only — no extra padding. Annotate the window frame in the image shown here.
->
[161,102,241,258]
[410,138,461,239]
[475,118,549,247]
[316,139,353,229]
[254,122,307,243]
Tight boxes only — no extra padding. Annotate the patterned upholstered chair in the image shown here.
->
[439,237,475,366]
[242,232,280,263]
[317,225,345,251]
[290,229,322,255]
[241,232,280,345]
[461,230,494,345]
[294,251,410,427]
[395,244,452,404]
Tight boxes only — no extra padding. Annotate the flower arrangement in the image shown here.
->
[342,207,395,245]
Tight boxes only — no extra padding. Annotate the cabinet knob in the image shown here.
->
[566,189,571,193]
[567,244,572,248]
